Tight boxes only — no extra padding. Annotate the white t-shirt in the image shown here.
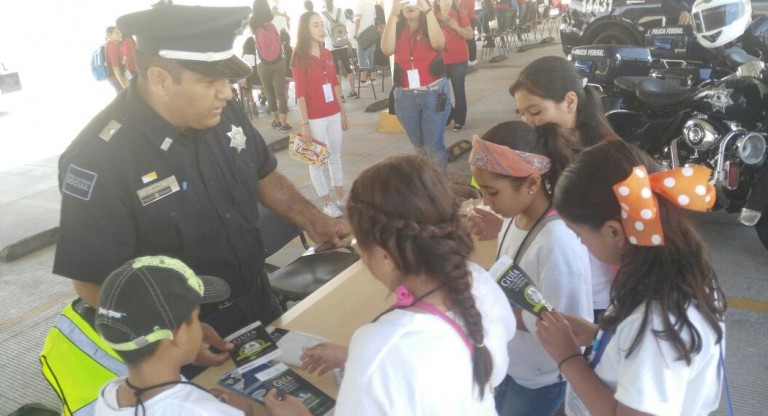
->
[565,303,724,415]
[355,0,376,35]
[321,7,348,51]
[335,263,516,416]
[95,376,243,416]
[589,254,615,310]
[498,217,593,389]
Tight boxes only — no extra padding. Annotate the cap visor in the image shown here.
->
[198,275,231,303]
[176,55,253,80]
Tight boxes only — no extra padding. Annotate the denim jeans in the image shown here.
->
[446,61,468,126]
[394,77,451,172]
[495,375,566,416]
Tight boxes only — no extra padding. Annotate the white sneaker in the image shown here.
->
[323,202,343,218]
[360,80,370,86]
[469,60,477,66]
[336,197,347,207]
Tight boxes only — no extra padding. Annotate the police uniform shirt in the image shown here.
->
[53,84,277,307]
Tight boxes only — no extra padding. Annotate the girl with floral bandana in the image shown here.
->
[536,140,726,415]
[469,121,594,416]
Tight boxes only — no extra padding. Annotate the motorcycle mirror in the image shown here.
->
[736,61,766,78]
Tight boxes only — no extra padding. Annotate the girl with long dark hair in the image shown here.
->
[291,11,350,218]
[537,140,726,415]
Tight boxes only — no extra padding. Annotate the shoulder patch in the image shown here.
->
[62,164,98,201]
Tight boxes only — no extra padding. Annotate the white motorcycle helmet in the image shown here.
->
[692,0,752,48]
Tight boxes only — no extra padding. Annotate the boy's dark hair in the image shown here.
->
[554,140,726,364]
[347,154,493,398]
[480,121,582,193]
[510,56,617,147]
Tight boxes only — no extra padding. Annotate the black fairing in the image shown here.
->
[689,76,768,129]
[742,14,768,59]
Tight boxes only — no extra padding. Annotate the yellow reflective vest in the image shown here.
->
[40,300,127,416]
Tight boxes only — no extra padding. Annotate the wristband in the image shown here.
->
[557,353,583,371]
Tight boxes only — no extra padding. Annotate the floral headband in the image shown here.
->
[613,165,715,246]
[469,136,551,177]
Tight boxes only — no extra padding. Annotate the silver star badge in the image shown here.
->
[707,83,734,113]
[227,125,247,154]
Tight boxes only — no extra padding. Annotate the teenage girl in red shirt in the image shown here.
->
[292,11,350,218]
[435,0,474,132]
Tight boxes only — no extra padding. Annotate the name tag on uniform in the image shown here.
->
[136,175,180,206]
[407,69,421,89]
[322,83,334,103]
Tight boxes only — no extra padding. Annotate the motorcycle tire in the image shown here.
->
[588,27,641,47]
[757,213,768,251]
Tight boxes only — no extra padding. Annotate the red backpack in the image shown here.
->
[254,23,283,63]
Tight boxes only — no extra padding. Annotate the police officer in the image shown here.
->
[662,0,695,25]
[52,5,348,368]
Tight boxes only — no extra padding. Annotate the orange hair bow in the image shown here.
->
[612,165,715,246]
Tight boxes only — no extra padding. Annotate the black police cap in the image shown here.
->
[117,4,253,79]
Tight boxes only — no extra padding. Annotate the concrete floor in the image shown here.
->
[1,37,767,415]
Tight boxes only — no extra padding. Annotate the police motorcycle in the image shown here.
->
[597,0,768,250]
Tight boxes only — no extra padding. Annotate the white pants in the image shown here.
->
[308,112,344,198]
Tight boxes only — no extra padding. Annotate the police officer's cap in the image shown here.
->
[117,5,252,79]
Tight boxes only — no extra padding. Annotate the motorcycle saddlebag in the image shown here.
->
[570,45,652,85]
[645,25,709,62]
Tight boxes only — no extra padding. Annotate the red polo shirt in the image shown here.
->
[436,9,470,64]
[461,0,478,19]
[105,42,122,74]
[394,26,446,89]
[120,35,138,72]
[293,48,341,120]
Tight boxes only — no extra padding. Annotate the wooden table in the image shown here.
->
[194,238,498,415]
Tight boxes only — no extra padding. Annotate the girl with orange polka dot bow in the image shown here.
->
[536,140,727,416]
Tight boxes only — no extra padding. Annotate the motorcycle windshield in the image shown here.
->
[694,2,746,33]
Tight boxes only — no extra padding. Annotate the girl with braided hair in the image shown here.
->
[265,154,516,416]
[536,140,726,415]
[469,121,594,416]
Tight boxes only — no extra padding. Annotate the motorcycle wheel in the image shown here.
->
[757,214,768,251]
[589,27,641,46]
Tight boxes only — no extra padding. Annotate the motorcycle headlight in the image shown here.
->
[735,132,767,165]
[683,119,719,150]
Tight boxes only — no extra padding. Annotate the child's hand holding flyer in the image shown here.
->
[489,255,553,317]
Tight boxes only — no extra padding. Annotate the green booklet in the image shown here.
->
[489,255,553,317]
[256,363,336,415]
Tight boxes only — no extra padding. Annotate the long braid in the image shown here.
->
[347,155,493,397]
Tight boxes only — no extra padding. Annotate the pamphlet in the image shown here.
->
[267,327,327,367]
[489,255,553,317]
[217,362,273,404]
[256,363,336,416]
[226,321,281,373]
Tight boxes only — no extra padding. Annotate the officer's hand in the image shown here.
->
[679,10,692,25]
[306,217,350,248]
[193,323,233,367]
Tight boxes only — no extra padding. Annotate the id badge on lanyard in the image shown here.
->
[407,30,422,89]
[565,329,614,416]
[322,83,334,103]
[407,69,421,89]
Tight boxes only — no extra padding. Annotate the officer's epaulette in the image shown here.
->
[97,119,123,143]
